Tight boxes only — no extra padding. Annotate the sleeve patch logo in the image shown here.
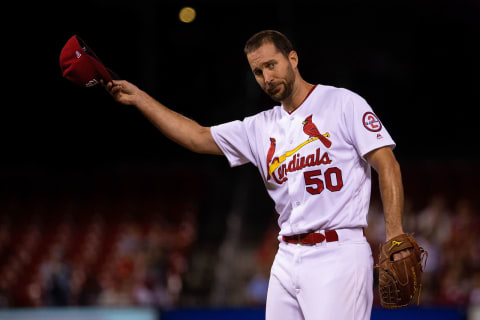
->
[362,112,382,132]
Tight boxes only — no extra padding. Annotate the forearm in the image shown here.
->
[366,147,405,240]
[134,91,210,153]
[105,80,223,154]
[377,159,404,240]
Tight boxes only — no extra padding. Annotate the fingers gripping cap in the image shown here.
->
[59,35,118,87]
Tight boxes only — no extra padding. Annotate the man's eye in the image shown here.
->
[267,63,275,69]
[254,70,262,76]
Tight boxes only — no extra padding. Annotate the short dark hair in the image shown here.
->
[244,30,294,58]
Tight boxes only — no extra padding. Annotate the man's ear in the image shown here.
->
[288,50,298,69]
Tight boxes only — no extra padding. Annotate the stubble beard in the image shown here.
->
[266,64,296,102]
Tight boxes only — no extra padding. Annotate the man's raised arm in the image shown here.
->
[103,80,223,155]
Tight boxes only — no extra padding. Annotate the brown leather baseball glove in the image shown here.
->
[376,233,428,308]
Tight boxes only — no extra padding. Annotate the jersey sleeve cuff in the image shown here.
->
[360,142,396,161]
[210,125,248,167]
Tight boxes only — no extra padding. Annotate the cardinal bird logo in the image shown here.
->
[266,137,276,180]
[302,115,331,148]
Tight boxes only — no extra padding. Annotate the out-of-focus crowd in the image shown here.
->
[367,194,480,307]
[0,198,197,309]
[241,193,480,308]
[0,166,478,310]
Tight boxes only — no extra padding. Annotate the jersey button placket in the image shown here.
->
[287,116,295,145]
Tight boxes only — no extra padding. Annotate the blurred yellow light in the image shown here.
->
[179,7,196,23]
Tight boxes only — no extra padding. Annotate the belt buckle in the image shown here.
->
[297,234,302,245]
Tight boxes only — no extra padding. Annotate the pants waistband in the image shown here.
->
[282,228,365,245]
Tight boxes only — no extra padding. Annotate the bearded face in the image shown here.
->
[247,42,298,103]
[264,62,296,102]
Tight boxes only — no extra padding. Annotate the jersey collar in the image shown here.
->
[283,84,318,116]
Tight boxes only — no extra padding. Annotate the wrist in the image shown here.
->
[133,89,151,108]
[385,224,405,241]
[386,228,404,241]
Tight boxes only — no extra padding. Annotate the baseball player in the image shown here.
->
[103,30,408,319]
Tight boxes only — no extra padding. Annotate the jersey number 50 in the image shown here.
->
[303,168,343,195]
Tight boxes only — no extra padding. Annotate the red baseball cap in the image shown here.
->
[59,35,118,87]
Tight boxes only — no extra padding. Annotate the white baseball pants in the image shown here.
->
[266,228,373,320]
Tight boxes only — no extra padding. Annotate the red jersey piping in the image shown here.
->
[286,84,318,115]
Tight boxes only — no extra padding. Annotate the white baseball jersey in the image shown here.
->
[211,84,395,236]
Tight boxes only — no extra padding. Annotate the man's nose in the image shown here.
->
[263,70,273,84]
[264,71,274,85]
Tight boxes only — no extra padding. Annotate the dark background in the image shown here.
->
[0,0,480,238]
[0,0,479,310]
[2,0,479,235]
[4,0,479,166]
